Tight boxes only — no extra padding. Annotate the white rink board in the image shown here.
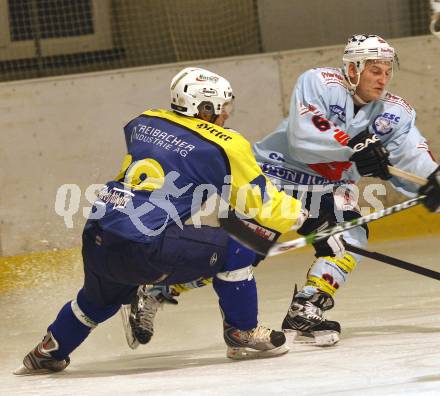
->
[0,35,439,256]
[1,236,439,395]
[0,57,282,256]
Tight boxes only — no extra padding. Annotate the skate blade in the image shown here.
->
[13,365,54,376]
[283,329,339,346]
[283,329,299,344]
[313,330,340,346]
[226,344,289,360]
[120,305,139,350]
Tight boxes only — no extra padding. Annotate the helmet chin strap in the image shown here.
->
[352,92,368,106]
[343,66,368,105]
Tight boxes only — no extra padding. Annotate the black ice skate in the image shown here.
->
[282,286,341,346]
[120,285,178,349]
[14,331,70,375]
[223,322,289,360]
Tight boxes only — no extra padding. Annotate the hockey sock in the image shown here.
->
[48,288,119,360]
[305,252,357,297]
[213,238,258,330]
[213,276,258,330]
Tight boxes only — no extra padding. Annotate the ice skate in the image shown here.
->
[223,323,289,360]
[282,287,340,346]
[121,285,178,349]
[14,331,70,375]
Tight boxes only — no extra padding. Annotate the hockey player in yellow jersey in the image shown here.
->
[16,67,350,375]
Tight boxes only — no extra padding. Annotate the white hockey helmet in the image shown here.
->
[431,7,440,38]
[342,34,398,92]
[170,67,234,119]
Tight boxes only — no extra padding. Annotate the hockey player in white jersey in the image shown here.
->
[123,34,440,348]
[252,34,439,345]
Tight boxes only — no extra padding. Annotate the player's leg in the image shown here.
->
[119,223,227,349]
[282,204,367,346]
[16,220,185,375]
[133,224,287,360]
[122,222,252,349]
[122,278,212,349]
[213,238,288,359]
[15,223,137,375]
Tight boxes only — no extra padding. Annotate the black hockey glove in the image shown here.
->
[418,166,440,213]
[348,130,392,180]
[297,212,345,258]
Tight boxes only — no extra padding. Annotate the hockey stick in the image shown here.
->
[267,196,425,256]
[221,166,429,256]
[220,196,425,257]
[266,165,431,256]
[388,166,427,186]
[344,242,440,281]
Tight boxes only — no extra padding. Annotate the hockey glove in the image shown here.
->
[348,130,392,180]
[419,166,440,212]
[297,212,345,258]
[314,233,345,258]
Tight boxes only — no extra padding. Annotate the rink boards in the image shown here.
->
[1,204,439,294]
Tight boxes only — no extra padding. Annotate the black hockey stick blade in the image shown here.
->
[345,242,440,281]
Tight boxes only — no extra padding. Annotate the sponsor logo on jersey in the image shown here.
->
[321,71,344,82]
[197,122,233,141]
[261,163,349,185]
[97,186,132,209]
[241,219,277,241]
[372,112,400,135]
[131,124,196,157]
[330,104,346,122]
[320,70,345,87]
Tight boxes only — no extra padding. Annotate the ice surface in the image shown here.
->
[1,236,439,395]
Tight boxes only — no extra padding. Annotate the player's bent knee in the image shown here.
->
[217,239,257,282]
[74,288,120,327]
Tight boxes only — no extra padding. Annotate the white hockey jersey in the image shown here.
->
[253,67,437,196]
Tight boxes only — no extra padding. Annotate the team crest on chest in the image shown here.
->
[372,112,400,135]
